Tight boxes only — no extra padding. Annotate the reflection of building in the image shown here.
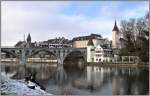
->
[86,66,112,89]
[111,68,149,95]
[87,66,104,84]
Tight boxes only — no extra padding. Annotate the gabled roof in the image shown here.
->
[112,20,119,31]
[87,39,94,46]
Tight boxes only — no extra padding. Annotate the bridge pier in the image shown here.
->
[57,59,63,65]
[20,48,26,65]
[57,49,66,65]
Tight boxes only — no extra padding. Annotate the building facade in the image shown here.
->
[94,45,113,62]
[87,39,113,63]
[15,35,71,48]
[72,34,111,48]
[87,39,95,62]
[72,34,113,63]
[112,20,122,49]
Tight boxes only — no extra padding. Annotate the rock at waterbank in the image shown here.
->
[1,75,52,96]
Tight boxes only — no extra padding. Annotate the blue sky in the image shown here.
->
[61,1,148,19]
[2,1,149,46]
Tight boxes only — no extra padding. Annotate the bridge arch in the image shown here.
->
[1,49,19,58]
[63,50,86,69]
[63,50,86,61]
[27,49,58,61]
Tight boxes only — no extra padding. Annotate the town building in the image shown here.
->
[87,39,113,63]
[15,35,72,48]
[111,20,138,63]
[26,33,31,48]
[87,39,95,62]
[35,37,71,48]
[72,33,113,63]
[94,45,113,62]
[13,20,124,63]
[72,34,111,48]
[15,33,35,48]
[83,20,124,63]
[112,20,122,49]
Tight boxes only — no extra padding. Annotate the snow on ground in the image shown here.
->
[1,73,52,96]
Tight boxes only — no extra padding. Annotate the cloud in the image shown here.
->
[1,1,149,46]
[99,1,148,19]
[2,1,70,46]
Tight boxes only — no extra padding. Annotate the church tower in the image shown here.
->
[26,33,31,48]
[87,38,95,62]
[112,20,120,49]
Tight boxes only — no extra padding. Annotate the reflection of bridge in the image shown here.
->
[1,47,87,65]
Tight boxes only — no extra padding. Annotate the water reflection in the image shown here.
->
[1,63,149,95]
[54,64,67,85]
[111,68,149,95]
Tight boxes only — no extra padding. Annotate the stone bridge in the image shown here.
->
[1,47,87,65]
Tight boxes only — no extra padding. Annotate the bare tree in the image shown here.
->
[120,13,149,62]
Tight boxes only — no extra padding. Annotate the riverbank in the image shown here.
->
[87,62,149,68]
[1,61,149,68]
[1,74,52,96]
[1,61,57,64]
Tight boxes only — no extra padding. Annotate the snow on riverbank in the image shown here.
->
[1,74,52,96]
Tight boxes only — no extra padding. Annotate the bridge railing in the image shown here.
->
[1,46,15,48]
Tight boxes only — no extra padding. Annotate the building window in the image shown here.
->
[96,54,101,57]
[92,58,94,62]
[96,51,101,53]
[91,49,94,51]
[110,60,112,62]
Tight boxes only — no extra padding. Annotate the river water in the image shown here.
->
[1,63,149,95]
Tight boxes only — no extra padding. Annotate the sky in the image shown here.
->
[2,1,149,46]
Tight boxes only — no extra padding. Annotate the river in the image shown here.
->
[1,63,149,95]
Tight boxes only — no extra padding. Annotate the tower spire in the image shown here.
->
[26,33,31,43]
[115,19,117,26]
[112,20,119,31]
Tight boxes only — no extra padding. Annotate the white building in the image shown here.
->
[94,45,113,62]
[87,39,113,63]
[87,39,95,62]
